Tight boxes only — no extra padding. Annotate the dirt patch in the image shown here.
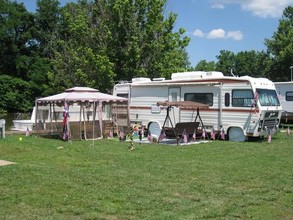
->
[0,160,16,166]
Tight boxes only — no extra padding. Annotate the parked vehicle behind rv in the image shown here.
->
[274,81,293,123]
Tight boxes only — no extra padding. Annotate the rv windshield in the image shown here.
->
[256,89,280,106]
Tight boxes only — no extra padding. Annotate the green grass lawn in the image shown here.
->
[0,133,292,219]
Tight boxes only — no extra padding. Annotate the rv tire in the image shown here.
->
[148,121,161,140]
[228,127,246,142]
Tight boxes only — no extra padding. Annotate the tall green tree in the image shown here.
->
[48,0,190,92]
[0,0,37,112]
[103,0,190,80]
[35,0,60,57]
[265,6,293,81]
[0,75,33,112]
[48,0,115,92]
[29,0,61,96]
[215,50,235,75]
[0,0,34,80]
[193,60,216,71]
[234,50,272,78]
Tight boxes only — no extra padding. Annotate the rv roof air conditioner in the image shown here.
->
[132,77,151,83]
[171,71,224,80]
[152,78,165,81]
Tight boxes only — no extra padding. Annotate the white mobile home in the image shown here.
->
[274,81,293,123]
[113,71,282,141]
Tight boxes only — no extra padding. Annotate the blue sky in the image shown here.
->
[18,0,293,66]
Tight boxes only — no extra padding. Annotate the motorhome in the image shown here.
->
[113,71,282,141]
[274,81,293,123]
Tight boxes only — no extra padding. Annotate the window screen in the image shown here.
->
[184,93,213,106]
[232,90,253,107]
[286,91,293,101]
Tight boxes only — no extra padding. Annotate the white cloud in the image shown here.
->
[226,31,243,40]
[193,28,243,41]
[193,29,204,37]
[211,0,292,18]
[207,29,226,39]
[211,3,225,9]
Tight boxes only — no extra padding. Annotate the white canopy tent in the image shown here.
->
[35,87,128,140]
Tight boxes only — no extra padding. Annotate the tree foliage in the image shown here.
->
[1,0,191,112]
[0,0,35,80]
[215,50,235,75]
[0,1,292,113]
[215,50,272,78]
[0,75,33,112]
[265,6,293,81]
[44,0,190,92]
[193,60,216,71]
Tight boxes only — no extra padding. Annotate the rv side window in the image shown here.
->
[117,93,128,98]
[286,91,293,101]
[225,93,230,107]
[184,93,213,106]
[232,90,253,107]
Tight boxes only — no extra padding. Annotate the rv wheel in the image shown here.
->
[228,127,246,142]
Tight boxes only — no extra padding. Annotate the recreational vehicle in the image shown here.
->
[113,71,282,142]
[274,81,293,123]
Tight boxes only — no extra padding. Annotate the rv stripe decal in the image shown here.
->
[129,106,259,113]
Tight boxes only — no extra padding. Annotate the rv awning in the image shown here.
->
[157,101,209,109]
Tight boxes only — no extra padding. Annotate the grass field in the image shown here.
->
[0,133,292,219]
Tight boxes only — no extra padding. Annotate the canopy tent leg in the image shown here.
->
[79,103,82,140]
[98,102,103,138]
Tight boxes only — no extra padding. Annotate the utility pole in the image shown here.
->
[290,66,293,81]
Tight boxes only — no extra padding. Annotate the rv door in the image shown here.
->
[168,88,181,126]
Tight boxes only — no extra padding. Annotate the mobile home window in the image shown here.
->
[232,90,253,107]
[225,93,230,107]
[116,93,128,98]
[286,91,293,101]
[184,93,213,106]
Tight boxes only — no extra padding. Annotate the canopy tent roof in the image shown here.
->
[36,87,127,105]
[157,101,209,109]
[34,87,129,140]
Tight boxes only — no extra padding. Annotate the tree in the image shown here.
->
[234,50,272,78]
[0,0,35,80]
[0,75,33,112]
[193,60,216,71]
[48,0,115,92]
[215,50,235,75]
[0,0,39,112]
[95,0,190,81]
[48,0,190,93]
[35,0,61,57]
[265,6,293,81]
